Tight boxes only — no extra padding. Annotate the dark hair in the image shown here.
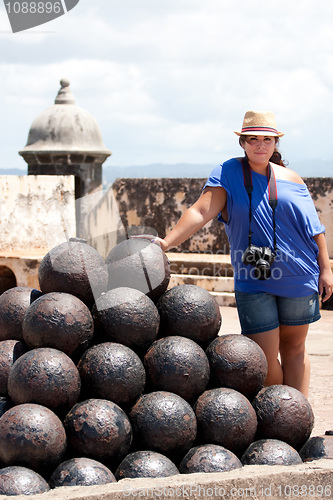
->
[238,135,287,167]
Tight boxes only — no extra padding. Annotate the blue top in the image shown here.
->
[204,158,325,297]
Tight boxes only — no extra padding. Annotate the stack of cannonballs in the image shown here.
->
[0,237,331,496]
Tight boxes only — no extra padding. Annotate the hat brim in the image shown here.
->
[234,130,284,137]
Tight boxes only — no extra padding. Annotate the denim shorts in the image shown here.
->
[235,291,321,335]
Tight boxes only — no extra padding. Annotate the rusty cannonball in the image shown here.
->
[0,286,42,341]
[241,439,302,466]
[0,339,29,395]
[115,451,179,480]
[93,287,160,351]
[129,391,197,458]
[156,284,221,345]
[0,403,67,474]
[78,342,146,406]
[144,336,210,401]
[194,388,257,455]
[49,457,117,488]
[299,435,333,462]
[106,237,170,303]
[252,385,314,450]
[8,347,81,416]
[0,466,50,496]
[38,239,108,307]
[179,444,243,474]
[22,291,94,358]
[64,398,132,467]
[206,334,268,399]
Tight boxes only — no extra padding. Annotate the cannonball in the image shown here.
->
[64,398,132,467]
[49,457,116,488]
[299,435,333,462]
[0,466,50,496]
[0,287,42,340]
[78,342,146,406]
[0,403,67,474]
[0,339,29,394]
[38,239,108,307]
[144,336,210,401]
[115,451,179,480]
[8,347,81,416]
[129,391,197,458]
[206,334,268,399]
[179,444,243,474]
[252,385,314,450]
[156,284,221,345]
[22,291,94,358]
[194,388,257,455]
[241,439,302,466]
[92,287,160,351]
[106,237,170,302]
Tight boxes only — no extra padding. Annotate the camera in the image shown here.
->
[242,245,275,280]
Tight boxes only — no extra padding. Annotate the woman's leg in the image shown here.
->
[279,324,310,397]
[244,327,283,387]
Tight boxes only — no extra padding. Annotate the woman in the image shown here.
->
[155,110,333,397]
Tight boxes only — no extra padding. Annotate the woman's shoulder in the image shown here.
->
[271,163,305,185]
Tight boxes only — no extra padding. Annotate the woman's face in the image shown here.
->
[242,135,276,167]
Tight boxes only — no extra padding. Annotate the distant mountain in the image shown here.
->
[0,168,27,175]
[102,163,214,187]
[1,160,332,188]
[291,159,333,178]
[103,160,333,187]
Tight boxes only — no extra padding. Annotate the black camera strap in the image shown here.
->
[240,157,278,253]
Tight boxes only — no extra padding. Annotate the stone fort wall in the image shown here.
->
[0,175,332,292]
[110,177,333,258]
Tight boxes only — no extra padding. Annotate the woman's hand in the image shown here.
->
[314,232,333,302]
[151,237,169,252]
[318,269,333,302]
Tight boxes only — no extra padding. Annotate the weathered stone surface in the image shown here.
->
[0,175,75,253]
[112,178,230,255]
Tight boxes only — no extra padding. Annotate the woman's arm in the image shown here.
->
[156,186,227,252]
[313,232,333,302]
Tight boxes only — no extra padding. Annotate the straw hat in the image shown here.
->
[234,111,284,137]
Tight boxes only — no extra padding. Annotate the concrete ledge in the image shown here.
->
[7,459,332,500]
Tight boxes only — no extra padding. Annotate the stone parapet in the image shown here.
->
[112,177,333,258]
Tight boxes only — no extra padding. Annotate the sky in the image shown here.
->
[1,0,333,175]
